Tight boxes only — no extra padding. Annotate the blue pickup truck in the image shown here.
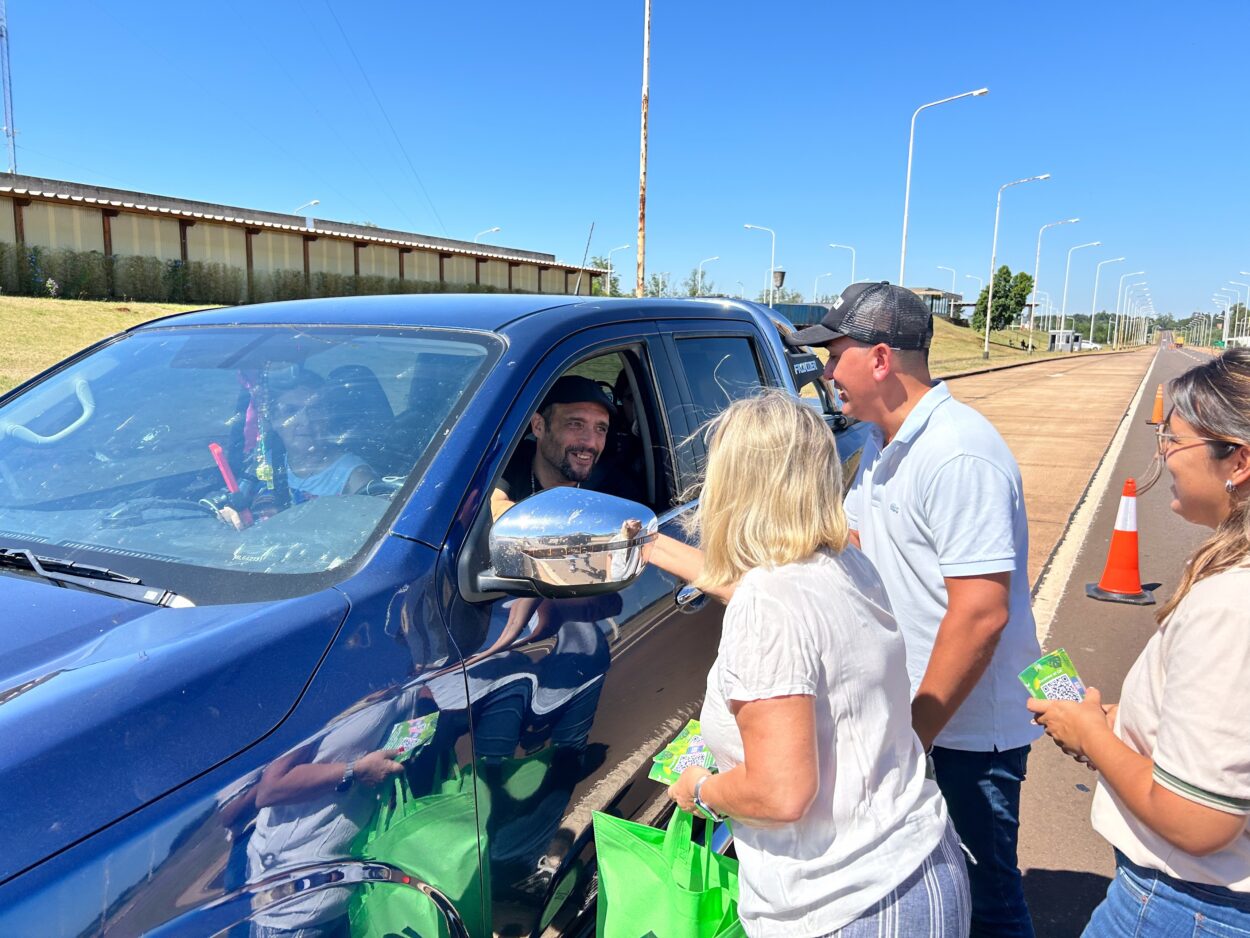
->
[0,294,865,937]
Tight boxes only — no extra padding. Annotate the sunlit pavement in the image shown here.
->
[1008,346,1213,937]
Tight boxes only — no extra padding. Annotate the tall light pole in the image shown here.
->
[635,0,651,296]
[983,173,1050,359]
[813,272,833,302]
[965,274,982,323]
[937,265,956,317]
[1230,280,1249,339]
[1058,240,1100,342]
[1120,282,1147,346]
[1026,218,1079,353]
[473,226,501,243]
[1238,271,1250,336]
[1217,289,1237,344]
[696,255,719,296]
[604,243,630,297]
[1090,257,1125,345]
[829,243,856,285]
[293,199,320,228]
[1113,270,1145,349]
[745,224,776,306]
[735,280,745,298]
[899,87,989,285]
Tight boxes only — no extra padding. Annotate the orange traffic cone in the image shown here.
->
[1145,385,1164,425]
[1086,478,1155,605]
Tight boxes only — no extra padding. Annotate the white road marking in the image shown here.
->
[1031,348,1158,644]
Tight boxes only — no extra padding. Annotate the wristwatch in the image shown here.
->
[692,774,724,822]
[335,760,356,793]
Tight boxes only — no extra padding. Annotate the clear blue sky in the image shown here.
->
[13,1,1250,316]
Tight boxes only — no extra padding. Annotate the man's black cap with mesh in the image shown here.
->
[785,281,934,351]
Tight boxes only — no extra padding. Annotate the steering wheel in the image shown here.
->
[102,497,220,527]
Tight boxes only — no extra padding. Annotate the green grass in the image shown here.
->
[0,296,208,392]
[0,296,1107,395]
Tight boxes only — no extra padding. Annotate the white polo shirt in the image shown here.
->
[844,382,1042,752]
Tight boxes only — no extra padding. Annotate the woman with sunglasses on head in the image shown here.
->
[1030,348,1250,936]
[659,390,968,938]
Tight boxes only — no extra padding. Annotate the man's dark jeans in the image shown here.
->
[931,744,1035,938]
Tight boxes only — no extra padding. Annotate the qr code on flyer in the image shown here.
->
[673,751,713,773]
[1039,673,1084,702]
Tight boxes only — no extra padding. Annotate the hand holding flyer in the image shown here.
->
[648,719,717,785]
[1019,649,1087,703]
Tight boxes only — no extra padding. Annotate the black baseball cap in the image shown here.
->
[540,374,618,417]
[785,281,933,351]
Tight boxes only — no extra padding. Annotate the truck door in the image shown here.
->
[441,323,725,936]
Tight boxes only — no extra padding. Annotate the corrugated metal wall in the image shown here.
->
[2,194,601,301]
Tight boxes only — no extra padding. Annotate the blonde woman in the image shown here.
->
[1030,349,1250,936]
[654,391,969,938]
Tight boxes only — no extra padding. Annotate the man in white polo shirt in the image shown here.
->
[787,282,1042,938]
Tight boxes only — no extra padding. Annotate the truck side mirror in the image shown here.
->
[480,487,658,598]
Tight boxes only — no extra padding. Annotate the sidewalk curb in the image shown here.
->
[1029,347,1161,644]
[937,346,1148,382]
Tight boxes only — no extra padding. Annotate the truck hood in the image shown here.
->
[0,571,349,884]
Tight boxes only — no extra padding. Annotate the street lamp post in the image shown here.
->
[1230,281,1249,339]
[813,272,833,302]
[965,274,983,323]
[1058,240,1100,343]
[1091,256,1126,346]
[983,174,1050,359]
[1026,218,1079,353]
[745,224,776,306]
[605,243,630,297]
[937,265,956,317]
[293,199,320,228]
[899,87,989,285]
[1120,282,1147,346]
[473,226,501,243]
[829,243,856,285]
[696,255,719,296]
[1113,271,1145,349]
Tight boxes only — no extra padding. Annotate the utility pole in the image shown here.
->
[0,0,15,174]
[635,0,651,297]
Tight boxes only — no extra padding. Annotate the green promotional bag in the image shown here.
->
[592,808,746,938]
[348,761,489,938]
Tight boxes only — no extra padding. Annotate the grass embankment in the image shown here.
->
[0,296,205,391]
[0,296,1101,394]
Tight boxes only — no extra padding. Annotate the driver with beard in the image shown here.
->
[490,375,622,521]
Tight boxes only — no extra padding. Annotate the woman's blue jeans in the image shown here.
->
[1082,851,1250,937]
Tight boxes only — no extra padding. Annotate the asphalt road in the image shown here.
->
[1017,345,1216,937]
[945,349,1157,585]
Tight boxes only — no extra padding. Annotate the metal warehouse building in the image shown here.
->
[0,174,604,302]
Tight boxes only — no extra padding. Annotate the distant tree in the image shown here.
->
[754,286,805,304]
[643,272,676,297]
[590,255,622,297]
[972,265,1033,334]
[683,267,716,296]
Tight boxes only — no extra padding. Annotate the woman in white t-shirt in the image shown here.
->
[1030,348,1250,935]
[659,391,968,938]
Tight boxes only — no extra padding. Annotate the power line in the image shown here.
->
[321,0,448,236]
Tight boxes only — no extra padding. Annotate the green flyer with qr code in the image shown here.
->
[1018,649,1087,702]
[384,713,439,762]
[648,719,717,785]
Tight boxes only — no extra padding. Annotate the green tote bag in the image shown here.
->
[592,808,747,938]
[348,761,489,938]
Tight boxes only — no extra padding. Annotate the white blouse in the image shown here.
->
[699,548,948,937]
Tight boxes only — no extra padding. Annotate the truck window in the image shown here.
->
[489,347,669,518]
[673,336,767,428]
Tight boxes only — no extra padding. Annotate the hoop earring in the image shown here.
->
[1228,480,1238,494]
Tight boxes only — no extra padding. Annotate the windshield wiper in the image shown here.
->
[0,548,192,607]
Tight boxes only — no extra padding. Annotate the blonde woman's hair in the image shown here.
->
[688,389,849,592]
[1157,348,1250,624]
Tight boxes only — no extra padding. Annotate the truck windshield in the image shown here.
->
[0,324,498,600]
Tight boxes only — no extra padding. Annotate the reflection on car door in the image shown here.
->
[445,327,724,936]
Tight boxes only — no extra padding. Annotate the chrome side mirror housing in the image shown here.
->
[482,487,658,597]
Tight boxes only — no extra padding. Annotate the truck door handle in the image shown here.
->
[675,585,707,613]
